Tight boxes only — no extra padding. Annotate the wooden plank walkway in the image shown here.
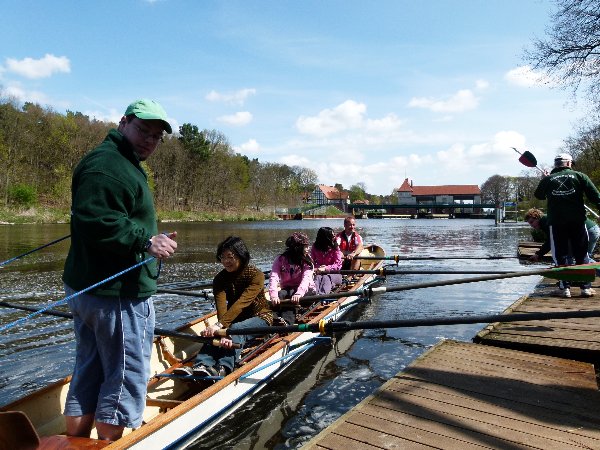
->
[303,340,600,449]
[304,247,600,449]
[474,278,600,362]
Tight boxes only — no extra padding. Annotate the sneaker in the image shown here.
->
[215,365,231,378]
[172,365,193,376]
[192,363,215,378]
[563,288,571,298]
[581,288,594,297]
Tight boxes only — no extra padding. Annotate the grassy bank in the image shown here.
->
[0,206,279,225]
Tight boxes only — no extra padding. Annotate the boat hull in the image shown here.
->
[1,245,386,449]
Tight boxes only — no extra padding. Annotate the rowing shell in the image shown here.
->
[0,244,385,449]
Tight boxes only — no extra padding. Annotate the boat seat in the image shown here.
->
[0,410,111,450]
[0,410,39,450]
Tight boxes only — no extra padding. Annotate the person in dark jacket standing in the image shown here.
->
[62,99,177,440]
[534,153,600,298]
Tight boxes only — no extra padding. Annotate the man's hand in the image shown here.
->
[147,231,177,259]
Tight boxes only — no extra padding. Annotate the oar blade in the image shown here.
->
[518,150,538,168]
[546,265,596,282]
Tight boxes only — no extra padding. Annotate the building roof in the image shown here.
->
[318,184,350,200]
[396,178,480,195]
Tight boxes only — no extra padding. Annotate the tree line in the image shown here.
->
[0,95,396,214]
[0,96,323,213]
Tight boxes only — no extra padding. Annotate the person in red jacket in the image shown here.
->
[335,216,364,270]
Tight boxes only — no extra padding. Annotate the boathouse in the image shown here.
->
[308,184,350,211]
[391,178,483,218]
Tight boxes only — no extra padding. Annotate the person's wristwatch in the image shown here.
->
[144,238,153,251]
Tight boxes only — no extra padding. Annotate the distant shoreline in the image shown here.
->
[0,206,278,225]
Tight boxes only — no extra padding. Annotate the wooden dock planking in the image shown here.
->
[303,340,600,450]
[517,241,600,262]
[475,279,600,360]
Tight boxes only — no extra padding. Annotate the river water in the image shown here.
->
[0,219,539,448]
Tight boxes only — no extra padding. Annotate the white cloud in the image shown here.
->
[217,111,253,126]
[280,154,311,166]
[205,88,256,105]
[504,65,554,87]
[408,89,479,113]
[3,83,51,105]
[5,54,70,79]
[365,113,403,132]
[235,138,261,154]
[295,100,366,136]
[475,79,489,90]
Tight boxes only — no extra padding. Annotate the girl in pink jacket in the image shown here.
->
[311,227,343,294]
[269,232,315,324]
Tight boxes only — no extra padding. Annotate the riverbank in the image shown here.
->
[0,206,278,224]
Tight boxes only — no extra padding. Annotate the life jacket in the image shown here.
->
[337,232,359,253]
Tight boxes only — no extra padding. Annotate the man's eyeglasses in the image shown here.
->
[133,123,164,143]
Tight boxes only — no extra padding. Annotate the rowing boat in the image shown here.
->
[0,244,385,449]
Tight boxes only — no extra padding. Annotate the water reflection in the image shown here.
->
[0,219,538,448]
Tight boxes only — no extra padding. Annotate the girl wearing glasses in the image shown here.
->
[174,236,272,379]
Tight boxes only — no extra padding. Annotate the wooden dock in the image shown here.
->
[304,246,600,449]
[475,279,600,362]
[303,340,600,449]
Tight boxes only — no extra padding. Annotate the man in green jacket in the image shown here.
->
[62,99,177,440]
[534,153,600,298]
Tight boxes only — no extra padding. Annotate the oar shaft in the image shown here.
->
[0,234,71,267]
[156,288,214,298]
[356,255,516,261]
[217,309,600,336]
[0,301,226,346]
[326,269,519,275]
[276,265,591,306]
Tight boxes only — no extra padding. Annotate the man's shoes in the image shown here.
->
[172,365,193,376]
[562,288,571,298]
[581,288,595,297]
[192,364,216,378]
[215,365,231,378]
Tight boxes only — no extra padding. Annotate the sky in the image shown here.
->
[0,0,588,195]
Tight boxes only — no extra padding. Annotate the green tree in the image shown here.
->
[524,0,600,107]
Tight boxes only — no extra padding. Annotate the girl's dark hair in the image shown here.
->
[283,232,312,266]
[313,227,337,252]
[216,236,250,267]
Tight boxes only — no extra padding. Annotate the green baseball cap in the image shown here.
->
[124,99,172,134]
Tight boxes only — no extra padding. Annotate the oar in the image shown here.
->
[158,280,215,290]
[0,234,71,268]
[325,269,520,275]
[513,146,600,218]
[0,300,234,347]
[356,255,516,262]
[157,270,272,292]
[216,309,600,336]
[275,263,597,306]
[156,288,214,299]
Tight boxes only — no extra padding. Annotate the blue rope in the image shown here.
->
[0,256,156,333]
[0,234,71,268]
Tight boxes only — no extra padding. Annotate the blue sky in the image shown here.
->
[0,0,585,195]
